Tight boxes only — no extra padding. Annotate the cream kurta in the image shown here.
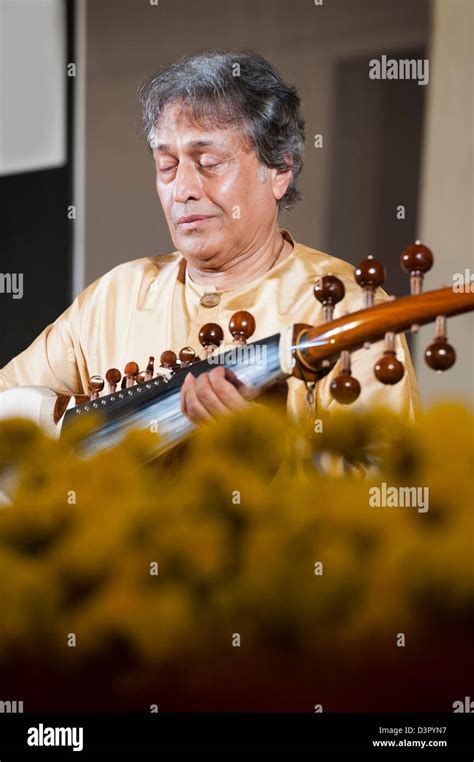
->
[0,230,420,422]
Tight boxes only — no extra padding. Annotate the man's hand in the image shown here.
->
[181,366,252,423]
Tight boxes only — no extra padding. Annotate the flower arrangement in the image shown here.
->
[0,403,472,711]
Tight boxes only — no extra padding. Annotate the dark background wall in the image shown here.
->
[0,0,74,367]
[1,167,72,365]
[328,49,426,297]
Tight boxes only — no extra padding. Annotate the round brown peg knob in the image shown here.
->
[124,361,139,388]
[144,356,155,381]
[374,332,405,385]
[229,311,256,346]
[425,340,456,372]
[313,274,345,321]
[354,255,386,307]
[374,354,405,385]
[400,241,434,295]
[88,375,105,400]
[160,350,178,369]
[424,316,456,372]
[179,347,197,367]
[329,351,361,404]
[199,323,224,356]
[105,368,121,394]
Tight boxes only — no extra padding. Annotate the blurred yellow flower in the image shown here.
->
[0,401,471,690]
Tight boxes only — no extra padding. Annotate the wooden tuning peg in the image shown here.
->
[329,351,361,404]
[144,356,155,381]
[424,316,456,372]
[88,375,105,400]
[199,323,224,357]
[124,361,139,388]
[229,311,256,346]
[160,350,178,369]
[401,241,433,295]
[179,347,198,367]
[354,255,386,307]
[374,332,405,384]
[105,368,121,394]
[74,394,89,405]
[314,274,345,321]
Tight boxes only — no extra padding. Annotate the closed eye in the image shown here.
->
[157,159,225,175]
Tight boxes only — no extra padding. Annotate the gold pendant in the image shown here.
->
[200,292,221,308]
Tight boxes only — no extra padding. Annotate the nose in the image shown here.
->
[173,160,202,204]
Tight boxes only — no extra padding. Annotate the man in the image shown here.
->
[0,50,419,431]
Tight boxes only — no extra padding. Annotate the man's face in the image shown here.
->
[151,102,289,268]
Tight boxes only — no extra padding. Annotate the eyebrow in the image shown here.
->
[154,140,224,151]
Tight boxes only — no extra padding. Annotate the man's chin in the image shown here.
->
[174,231,223,261]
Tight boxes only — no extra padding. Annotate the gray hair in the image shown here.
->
[138,49,305,210]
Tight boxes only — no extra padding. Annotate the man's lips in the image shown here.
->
[176,215,214,225]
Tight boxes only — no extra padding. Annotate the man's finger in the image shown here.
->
[207,366,251,409]
[194,370,231,414]
[181,372,213,422]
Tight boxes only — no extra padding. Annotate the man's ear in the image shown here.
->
[270,163,293,202]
